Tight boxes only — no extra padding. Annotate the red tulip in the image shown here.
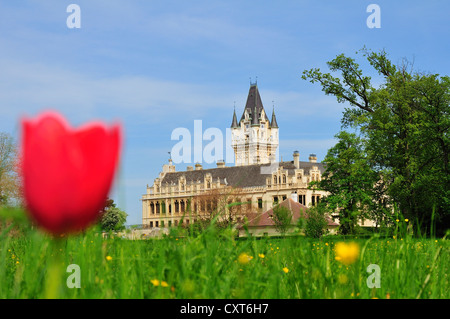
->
[21,112,122,235]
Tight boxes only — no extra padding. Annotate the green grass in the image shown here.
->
[0,208,449,299]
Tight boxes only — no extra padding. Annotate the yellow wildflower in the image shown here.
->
[258,253,265,259]
[106,256,112,261]
[404,219,409,222]
[151,279,160,286]
[161,281,169,287]
[238,253,252,265]
[334,242,360,265]
[282,267,289,274]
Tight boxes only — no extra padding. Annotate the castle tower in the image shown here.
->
[231,82,279,166]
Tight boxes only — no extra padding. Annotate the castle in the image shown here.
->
[141,83,328,229]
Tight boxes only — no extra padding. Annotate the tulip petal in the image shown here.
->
[21,112,121,234]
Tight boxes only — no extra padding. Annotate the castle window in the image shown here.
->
[150,202,155,214]
[150,221,153,228]
[258,198,263,209]
[155,221,159,227]
[283,175,286,184]
[261,124,265,128]
[180,200,185,212]
[175,200,179,213]
[273,196,279,205]
[273,176,277,184]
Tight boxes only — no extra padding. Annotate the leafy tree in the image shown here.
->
[303,48,450,235]
[304,202,329,238]
[99,198,128,231]
[271,205,293,235]
[0,132,21,206]
[311,131,378,234]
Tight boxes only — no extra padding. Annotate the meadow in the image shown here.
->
[0,208,448,300]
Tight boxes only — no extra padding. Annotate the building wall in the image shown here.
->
[141,158,329,229]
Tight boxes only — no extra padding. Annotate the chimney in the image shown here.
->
[293,150,300,169]
[216,160,225,168]
[309,154,317,163]
[195,163,203,170]
[187,166,193,171]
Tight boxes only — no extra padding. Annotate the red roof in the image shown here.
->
[243,198,338,227]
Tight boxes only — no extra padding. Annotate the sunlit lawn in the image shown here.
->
[0,209,448,299]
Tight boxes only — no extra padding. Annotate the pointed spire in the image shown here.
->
[231,105,238,128]
[271,106,278,128]
[240,82,269,124]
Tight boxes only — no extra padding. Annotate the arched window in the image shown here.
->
[150,202,155,214]
[155,202,160,214]
[273,176,277,184]
[180,200,185,212]
[175,200,179,213]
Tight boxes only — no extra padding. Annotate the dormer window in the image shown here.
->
[261,124,265,128]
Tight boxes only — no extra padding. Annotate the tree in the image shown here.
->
[304,202,329,238]
[271,204,293,236]
[302,48,450,235]
[99,198,128,231]
[0,132,21,206]
[311,131,378,234]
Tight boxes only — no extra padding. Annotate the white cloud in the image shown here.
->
[0,58,233,126]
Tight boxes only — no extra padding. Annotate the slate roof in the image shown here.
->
[270,108,278,128]
[230,109,239,128]
[239,84,270,125]
[160,161,325,188]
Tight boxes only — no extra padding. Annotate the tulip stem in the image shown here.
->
[44,236,66,299]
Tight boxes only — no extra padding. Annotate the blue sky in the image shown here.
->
[1,1,449,225]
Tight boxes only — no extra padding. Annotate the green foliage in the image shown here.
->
[304,203,329,238]
[271,205,293,235]
[303,47,450,235]
[310,131,379,235]
[99,199,128,232]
